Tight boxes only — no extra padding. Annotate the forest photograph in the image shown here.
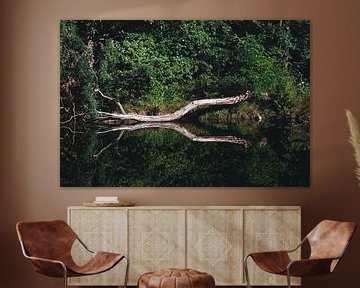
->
[60,20,310,187]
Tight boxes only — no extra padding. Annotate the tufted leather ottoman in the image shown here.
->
[138,268,215,288]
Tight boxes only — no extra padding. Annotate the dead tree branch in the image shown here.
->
[60,113,85,124]
[95,89,126,114]
[96,91,252,122]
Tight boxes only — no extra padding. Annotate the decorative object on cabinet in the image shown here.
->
[16,220,129,288]
[60,20,310,188]
[94,196,120,203]
[244,220,356,288]
[83,201,135,207]
[83,196,135,207]
[138,268,215,288]
[68,206,300,286]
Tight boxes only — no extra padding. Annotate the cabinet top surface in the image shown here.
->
[68,205,301,210]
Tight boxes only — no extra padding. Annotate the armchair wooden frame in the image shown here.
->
[244,220,356,288]
[16,220,129,288]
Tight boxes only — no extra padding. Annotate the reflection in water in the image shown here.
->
[97,122,251,146]
[92,122,250,160]
[60,119,310,187]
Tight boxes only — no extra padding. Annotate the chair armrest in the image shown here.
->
[287,258,336,277]
[245,237,306,259]
[76,236,94,253]
[26,255,65,266]
[286,237,307,253]
[247,250,290,259]
[245,237,307,260]
[246,251,291,274]
[19,240,67,277]
[25,255,67,277]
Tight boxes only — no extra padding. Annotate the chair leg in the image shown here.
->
[286,269,291,288]
[244,255,252,288]
[62,264,68,288]
[123,255,130,288]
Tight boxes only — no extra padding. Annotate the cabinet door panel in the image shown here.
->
[67,206,300,286]
[244,209,301,286]
[187,209,243,285]
[68,209,127,286]
[128,209,186,284]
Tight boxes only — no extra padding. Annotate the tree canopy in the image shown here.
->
[60,20,310,121]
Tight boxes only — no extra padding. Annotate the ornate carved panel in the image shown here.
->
[68,208,127,285]
[67,206,300,286]
[187,209,243,285]
[128,209,186,284]
[243,209,301,286]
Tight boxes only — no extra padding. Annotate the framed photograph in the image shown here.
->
[60,20,310,187]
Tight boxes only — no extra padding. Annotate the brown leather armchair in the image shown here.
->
[16,220,129,288]
[244,220,356,288]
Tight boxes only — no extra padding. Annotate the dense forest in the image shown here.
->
[60,20,310,187]
[60,20,310,122]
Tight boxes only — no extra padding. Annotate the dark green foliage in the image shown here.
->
[60,20,310,118]
[60,20,97,120]
[229,20,310,83]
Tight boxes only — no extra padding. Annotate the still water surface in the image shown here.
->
[60,119,309,187]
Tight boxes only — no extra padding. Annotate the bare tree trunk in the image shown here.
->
[97,122,250,147]
[96,91,251,122]
[95,89,126,114]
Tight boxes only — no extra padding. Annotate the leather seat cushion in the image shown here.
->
[138,268,215,288]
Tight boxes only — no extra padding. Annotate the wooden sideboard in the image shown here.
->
[67,206,301,286]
